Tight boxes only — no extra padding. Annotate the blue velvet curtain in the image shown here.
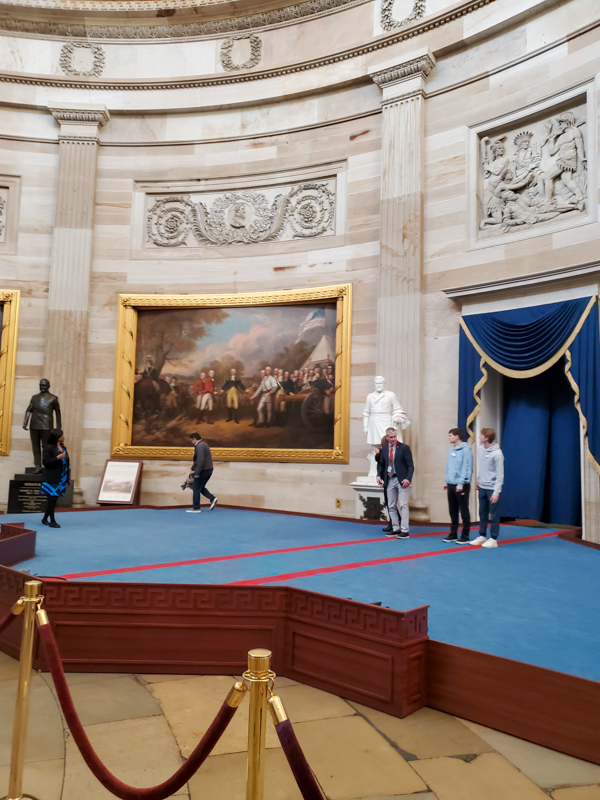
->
[501,362,581,525]
[459,297,600,468]
[458,296,599,526]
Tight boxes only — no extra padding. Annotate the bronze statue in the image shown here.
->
[23,379,62,472]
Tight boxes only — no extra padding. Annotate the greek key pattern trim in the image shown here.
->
[287,592,428,641]
[0,0,495,87]
[43,583,290,612]
[0,566,25,597]
[220,35,262,71]
[59,42,105,77]
[0,195,5,240]
[380,0,426,31]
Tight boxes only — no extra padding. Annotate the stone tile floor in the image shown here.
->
[0,649,599,800]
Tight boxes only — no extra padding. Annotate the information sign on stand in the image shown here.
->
[97,460,143,505]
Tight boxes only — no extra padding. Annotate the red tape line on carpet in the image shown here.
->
[59,528,466,579]
[227,532,560,586]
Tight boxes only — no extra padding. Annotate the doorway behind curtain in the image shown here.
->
[501,359,581,526]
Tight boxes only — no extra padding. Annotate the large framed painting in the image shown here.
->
[111,285,352,463]
[0,290,20,456]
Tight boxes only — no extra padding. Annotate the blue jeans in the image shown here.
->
[478,488,500,539]
[192,469,215,509]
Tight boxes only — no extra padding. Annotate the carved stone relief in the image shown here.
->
[477,98,589,240]
[380,0,426,31]
[146,181,336,247]
[220,35,262,71]
[59,42,105,77]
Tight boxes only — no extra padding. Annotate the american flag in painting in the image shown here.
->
[295,307,326,342]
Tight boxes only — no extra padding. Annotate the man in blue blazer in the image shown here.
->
[376,427,414,539]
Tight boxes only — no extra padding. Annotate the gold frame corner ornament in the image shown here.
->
[0,290,20,457]
[110,285,352,464]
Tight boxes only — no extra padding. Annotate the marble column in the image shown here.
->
[45,104,109,488]
[369,50,435,522]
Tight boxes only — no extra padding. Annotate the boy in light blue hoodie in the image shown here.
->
[442,428,473,544]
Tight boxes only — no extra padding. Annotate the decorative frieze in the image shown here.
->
[380,0,426,32]
[220,35,262,71]
[475,92,592,243]
[59,42,105,77]
[0,0,367,39]
[145,181,336,247]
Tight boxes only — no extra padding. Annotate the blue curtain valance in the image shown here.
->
[461,297,591,372]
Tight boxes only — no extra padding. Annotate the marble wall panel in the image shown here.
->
[66,113,382,510]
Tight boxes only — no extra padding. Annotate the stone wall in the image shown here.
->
[0,0,598,526]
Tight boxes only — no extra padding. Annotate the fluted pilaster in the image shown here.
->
[44,104,109,483]
[369,51,434,519]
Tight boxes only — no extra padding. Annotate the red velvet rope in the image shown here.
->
[38,622,238,800]
[0,607,17,636]
[275,718,326,800]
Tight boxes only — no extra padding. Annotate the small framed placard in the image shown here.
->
[97,460,143,505]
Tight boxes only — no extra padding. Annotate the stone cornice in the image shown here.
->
[370,54,435,89]
[0,0,494,91]
[0,0,367,41]
[0,0,253,8]
[0,0,495,43]
[443,262,600,299]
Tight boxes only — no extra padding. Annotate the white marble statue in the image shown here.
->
[362,376,410,479]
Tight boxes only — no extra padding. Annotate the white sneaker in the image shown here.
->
[186,509,202,513]
[209,497,218,511]
[470,536,487,546]
[482,538,498,548]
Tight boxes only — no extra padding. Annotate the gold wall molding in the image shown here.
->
[0,290,20,457]
[111,285,352,464]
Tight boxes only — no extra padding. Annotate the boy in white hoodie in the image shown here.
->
[471,427,504,548]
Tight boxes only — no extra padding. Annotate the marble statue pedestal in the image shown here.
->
[351,478,431,523]
[350,478,388,521]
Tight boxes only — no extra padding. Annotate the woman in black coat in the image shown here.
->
[41,428,70,528]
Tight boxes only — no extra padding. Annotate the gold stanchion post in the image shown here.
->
[244,648,274,800]
[1,580,43,800]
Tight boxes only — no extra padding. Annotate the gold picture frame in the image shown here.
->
[111,285,352,463]
[0,290,20,456]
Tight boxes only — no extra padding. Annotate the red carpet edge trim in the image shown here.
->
[58,525,517,580]
[227,532,562,586]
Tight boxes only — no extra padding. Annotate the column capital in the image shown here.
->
[368,49,435,104]
[49,103,110,140]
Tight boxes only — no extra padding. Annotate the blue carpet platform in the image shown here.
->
[4,506,598,683]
